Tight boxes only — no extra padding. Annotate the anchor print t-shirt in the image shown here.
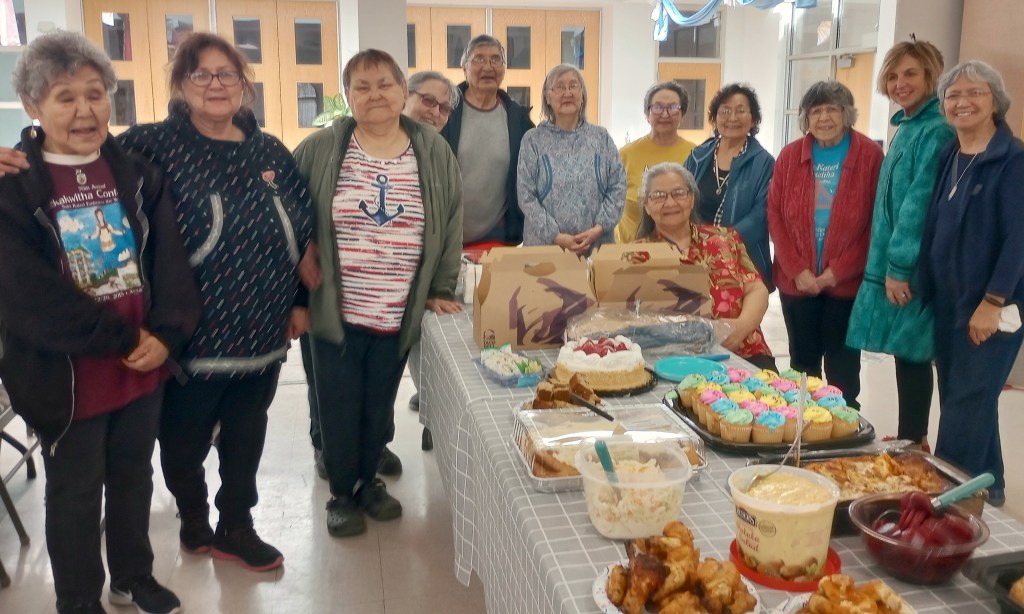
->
[43,151,162,420]
[333,137,425,333]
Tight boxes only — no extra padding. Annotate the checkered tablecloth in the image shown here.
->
[418,312,1019,614]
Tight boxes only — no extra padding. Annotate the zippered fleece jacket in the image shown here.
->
[0,127,200,443]
[293,115,463,355]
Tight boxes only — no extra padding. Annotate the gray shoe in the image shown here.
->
[356,478,403,521]
[409,392,420,412]
[314,448,327,480]
[326,497,366,537]
[377,446,403,477]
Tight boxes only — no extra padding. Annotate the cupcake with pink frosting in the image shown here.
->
[811,385,844,401]
[770,378,797,394]
[739,400,769,417]
[696,388,727,425]
[776,405,800,442]
[727,367,752,383]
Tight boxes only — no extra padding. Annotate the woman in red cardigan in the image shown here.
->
[767,81,883,407]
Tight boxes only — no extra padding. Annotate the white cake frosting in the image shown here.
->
[556,335,644,373]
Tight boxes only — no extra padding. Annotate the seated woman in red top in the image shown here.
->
[634,162,775,369]
[767,81,883,407]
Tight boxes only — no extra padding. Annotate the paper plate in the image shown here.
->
[593,559,762,613]
[654,356,728,382]
[768,591,917,613]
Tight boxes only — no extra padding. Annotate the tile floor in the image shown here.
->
[0,294,1021,614]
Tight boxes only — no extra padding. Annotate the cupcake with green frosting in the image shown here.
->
[676,374,707,409]
[829,405,860,438]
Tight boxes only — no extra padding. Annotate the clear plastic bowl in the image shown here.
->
[849,492,990,584]
[576,437,692,539]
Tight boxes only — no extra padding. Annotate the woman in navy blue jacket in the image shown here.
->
[920,61,1024,507]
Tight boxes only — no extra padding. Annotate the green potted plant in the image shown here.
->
[312,93,351,127]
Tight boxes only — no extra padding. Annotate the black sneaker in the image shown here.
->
[314,448,327,480]
[57,601,108,614]
[989,488,1006,507]
[409,393,420,412]
[211,525,284,571]
[326,496,366,537]
[109,575,181,614]
[356,478,403,521]
[178,507,214,554]
[421,428,433,451]
[377,446,403,477]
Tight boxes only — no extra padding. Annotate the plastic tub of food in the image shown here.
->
[576,437,692,539]
[728,465,840,582]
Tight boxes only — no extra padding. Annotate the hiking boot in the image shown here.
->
[210,525,284,571]
[326,496,366,537]
[409,393,420,411]
[377,446,403,477]
[356,478,402,521]
[57,601,108,614]
[109,575,181,614]
[314,448,327,480]
[178,508,214,554]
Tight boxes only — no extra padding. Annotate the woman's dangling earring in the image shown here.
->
[30,119,39,139]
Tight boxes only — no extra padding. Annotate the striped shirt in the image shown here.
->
[333,137,424,333]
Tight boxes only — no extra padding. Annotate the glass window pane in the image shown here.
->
[5,0,25,46]
[407,24,416,68]
[446,25,471,69]
[298,82,324,128]
[838,0,880,49]
[111,80,136,126]
[560,27,585,68]
[166,15,194,60]
[506,86,530,110]
[101,12,132,61]
[0,108,30,147]
[295,19,322,65]
[788,57,832,108]
[785,112,803,144]
[674,79,706,130]
[0,53,20,100]
[233,17,263,64]
[252,83,266,128]
[792,3,834,55]
[506,26,531,70]
[659,14,719,59]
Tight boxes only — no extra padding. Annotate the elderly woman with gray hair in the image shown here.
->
[635,163,774,367]
[919,60,1024,506]
[403,71,460,131]
[517,63,625,254]
[767,81,883,406]
[0,31,200,614]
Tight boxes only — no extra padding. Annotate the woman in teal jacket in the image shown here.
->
[846,40,954,448]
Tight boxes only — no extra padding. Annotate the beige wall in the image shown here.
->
[960,0,1024,135]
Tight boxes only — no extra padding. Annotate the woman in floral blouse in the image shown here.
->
[635,162,775,369]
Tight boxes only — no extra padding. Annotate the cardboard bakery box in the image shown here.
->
[474,246,596,349]
[590,243,712,315]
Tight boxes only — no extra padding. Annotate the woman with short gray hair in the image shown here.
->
[1,31,200,614]
[767,80,883,406]
[613,81,698,243]
[919,60,1024,506]
[404,71,460,130]
[517,64,625,254]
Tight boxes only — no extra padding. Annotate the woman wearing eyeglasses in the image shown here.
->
[403,71,459,131]
[613,81,697,243]
[518,64,626,254]
[919,61,1024,506]
[634,163,775,368]
[684,84,775,290]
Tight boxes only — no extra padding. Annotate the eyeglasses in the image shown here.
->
[808,105,843,119]
[648,188,693,205]
[188,70,242,86]
[469,55,505,67]
[650,103,682,115]
[716,106,750,118]
[944,88,992,102]
[550,82,582,94]
[412,91,453,115]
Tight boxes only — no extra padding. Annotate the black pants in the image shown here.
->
[42,388,162,605]
[310,327,408,498]
[159,366,280,529]
[300,334,322,451]
[779,293,862,408]
[894,357,934,441]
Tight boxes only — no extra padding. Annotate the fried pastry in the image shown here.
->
[1011,575,1024,607]
[799,574,912,614]
[658,592,708,614]
[607,564,628,607]
[620,553,666,614]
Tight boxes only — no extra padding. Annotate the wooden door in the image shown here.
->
[836,52,875,137]
[491,9,546,124]
[429,7,486,87]
[545,10,601,123]
[407,6,431,76]
[145,0,211,118]
[215,0,282,140]
[276,1,340,148]
[82,0,157,132]
[658,62,722,144]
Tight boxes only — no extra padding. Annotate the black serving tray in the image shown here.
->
[963,552,1024,614]
[661,394,875,456]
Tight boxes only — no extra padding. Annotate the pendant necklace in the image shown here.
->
[712,147,729,195]
[75,168,88,186]
[948,149,979,200]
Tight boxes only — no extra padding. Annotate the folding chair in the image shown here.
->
[0,385,39,588]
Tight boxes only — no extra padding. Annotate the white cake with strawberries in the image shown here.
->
[553,335,649,393]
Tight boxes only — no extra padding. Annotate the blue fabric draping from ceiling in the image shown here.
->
[652,0,819,41]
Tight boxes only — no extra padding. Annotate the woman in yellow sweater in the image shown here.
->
[614,81,698,243]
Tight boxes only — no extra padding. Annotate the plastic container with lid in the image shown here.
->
[576,437,693,539]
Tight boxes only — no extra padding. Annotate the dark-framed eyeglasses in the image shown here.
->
[188,70,242,87]
[412,91,453,115]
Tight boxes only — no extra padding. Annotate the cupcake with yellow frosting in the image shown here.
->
[759,394,786,410]
[727,389,756,405]
[720,408,754,443]
[754,369,779,383]
[829,406,861,438]
[804,376,824,392]
[802,406,833,442]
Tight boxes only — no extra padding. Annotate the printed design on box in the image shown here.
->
[510,278,594,346]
